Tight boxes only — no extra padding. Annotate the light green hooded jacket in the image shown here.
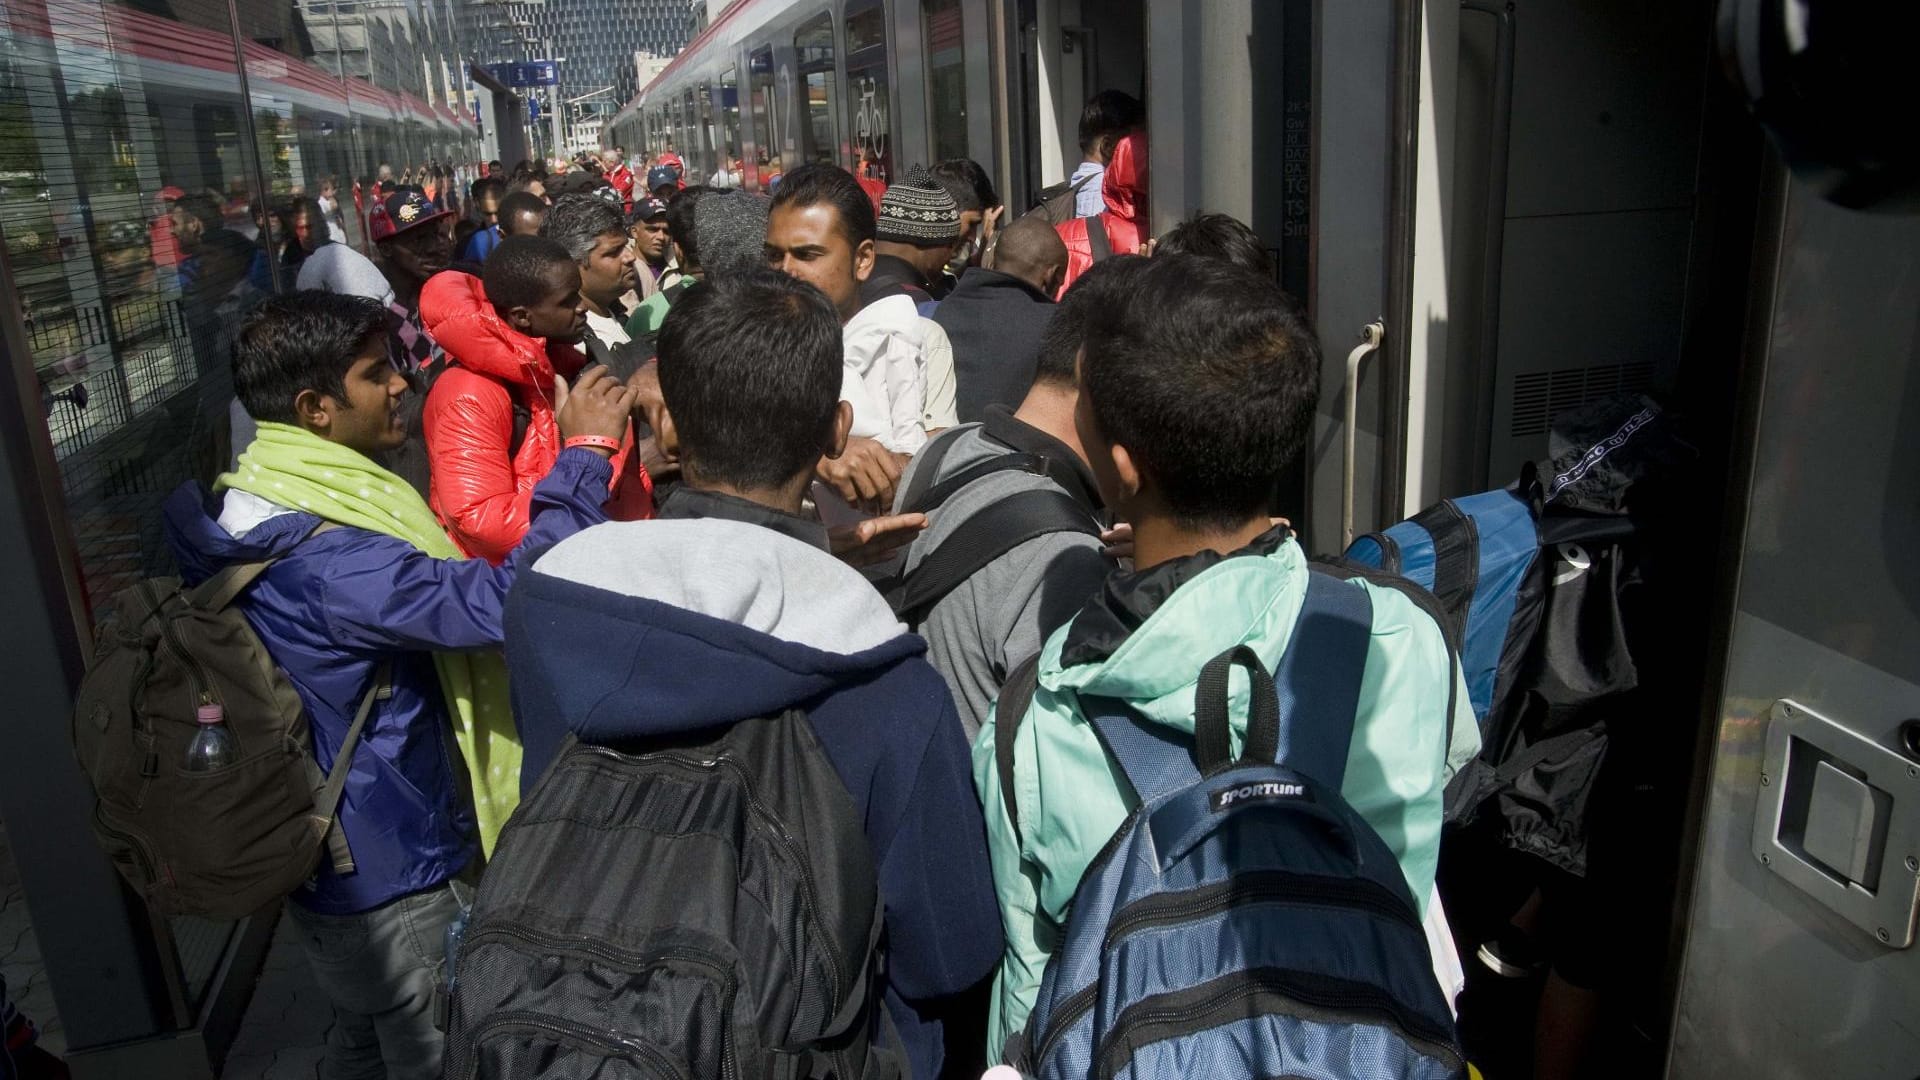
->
[970,535,1481,1059]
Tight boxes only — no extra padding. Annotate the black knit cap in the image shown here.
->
[875,170,960,246]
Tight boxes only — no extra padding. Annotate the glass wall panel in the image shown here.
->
[846,0,891,185]
[794,13,837,165]
[0,0,276,621]
[923,0,968,162]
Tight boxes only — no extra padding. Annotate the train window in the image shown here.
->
[795,12,839,165]
[923,0,968,162]
[846,0,892,185]
[689,88,711,177]
[749,47,779,186]
[718,69,742,186]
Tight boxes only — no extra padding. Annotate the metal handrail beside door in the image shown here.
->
[1343,320,1387,547]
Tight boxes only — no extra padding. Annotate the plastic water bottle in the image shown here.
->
[183,702,238,772]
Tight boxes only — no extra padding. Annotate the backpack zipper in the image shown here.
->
[1031,873,1425,1071]
[1030,981,1100,1068]
[467,1011,702,1080]
[572,744,850,1003]
[138,581,218,710]
[92,805,160,887]
[1100,870,1423,953]
[1089,968,1463,1080]
[457,931,735,1080]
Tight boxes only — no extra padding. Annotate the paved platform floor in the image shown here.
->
[0,824,335,1078]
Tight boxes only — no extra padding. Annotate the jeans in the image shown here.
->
[286,880,470,1080]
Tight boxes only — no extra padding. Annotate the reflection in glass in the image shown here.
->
[749,47,778,188]
[2,0,477,620]
[718,68,741,187]
[924,0,968,162]
[795,13,837,165]
[847,0,890,186]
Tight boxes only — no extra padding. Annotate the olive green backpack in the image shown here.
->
[70,523,388,918]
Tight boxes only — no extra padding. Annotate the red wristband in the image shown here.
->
[564,435,621,453]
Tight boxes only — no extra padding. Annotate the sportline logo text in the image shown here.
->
[1209,780,1309,812]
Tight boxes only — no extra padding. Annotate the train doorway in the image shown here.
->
[1013,0,1144,211]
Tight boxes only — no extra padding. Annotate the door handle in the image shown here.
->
[1342,321,1387,547]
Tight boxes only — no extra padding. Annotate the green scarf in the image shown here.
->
[218,422,520,858]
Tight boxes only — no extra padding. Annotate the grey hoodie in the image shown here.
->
[891,407,1111,737]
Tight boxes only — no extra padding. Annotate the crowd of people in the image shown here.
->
[133,88,1476,1080]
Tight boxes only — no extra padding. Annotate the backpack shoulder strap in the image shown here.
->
[1087,571,1374,802]
[1268,571,1374,790]
[507,387,533,459]
[1313,556,1462,761]
[894,489,1100,623]
[993,653,1042,839]
[1087,215,1113,262]
[188,521,342,612]
[903,451,1048,515]
[311,661,393,875]
[1409,499,1480,628]
[892,424,972,512]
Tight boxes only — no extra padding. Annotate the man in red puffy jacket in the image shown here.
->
[420,235,654,562]
[1054,131,1147,297]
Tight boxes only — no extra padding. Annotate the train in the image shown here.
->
[603,2,1920,1077]
[606,0,1141,217]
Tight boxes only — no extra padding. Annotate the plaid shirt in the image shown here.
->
[389,300,442,374]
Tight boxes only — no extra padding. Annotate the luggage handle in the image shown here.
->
[1193,645,1282,774]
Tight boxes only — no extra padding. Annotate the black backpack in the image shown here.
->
[1021,172,1099,227]
[443,713,902,1080]
[881,430,1102,628]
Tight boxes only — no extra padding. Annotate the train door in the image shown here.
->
[1016,0,1144,211]
[1663,151,1920,1080]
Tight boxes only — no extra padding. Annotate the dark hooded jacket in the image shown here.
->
[504,487,1002,1079]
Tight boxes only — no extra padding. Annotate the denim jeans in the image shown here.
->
[286,880,470,1080]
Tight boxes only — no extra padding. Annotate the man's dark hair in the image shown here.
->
[656,269,842,491]
[1156,213,1275,280]
[171,191,223,230]
[498,191,549,236]
[665,185,711,268]
[1078,89,1145,156]
[1032,254,1150,386]
[470,175,507,202]
[232,291,387,425]
[543,193,626,263]
[483,234,577,313]
[1081,254,1322,528]
[769,163,876,247]
[928,158,1000,213]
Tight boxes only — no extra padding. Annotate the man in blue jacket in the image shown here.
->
[506,269,1002,1080]
[162,291,636,1080]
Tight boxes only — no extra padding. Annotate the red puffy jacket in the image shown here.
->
[1056,131,1148,297]
[419,271,653,563]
